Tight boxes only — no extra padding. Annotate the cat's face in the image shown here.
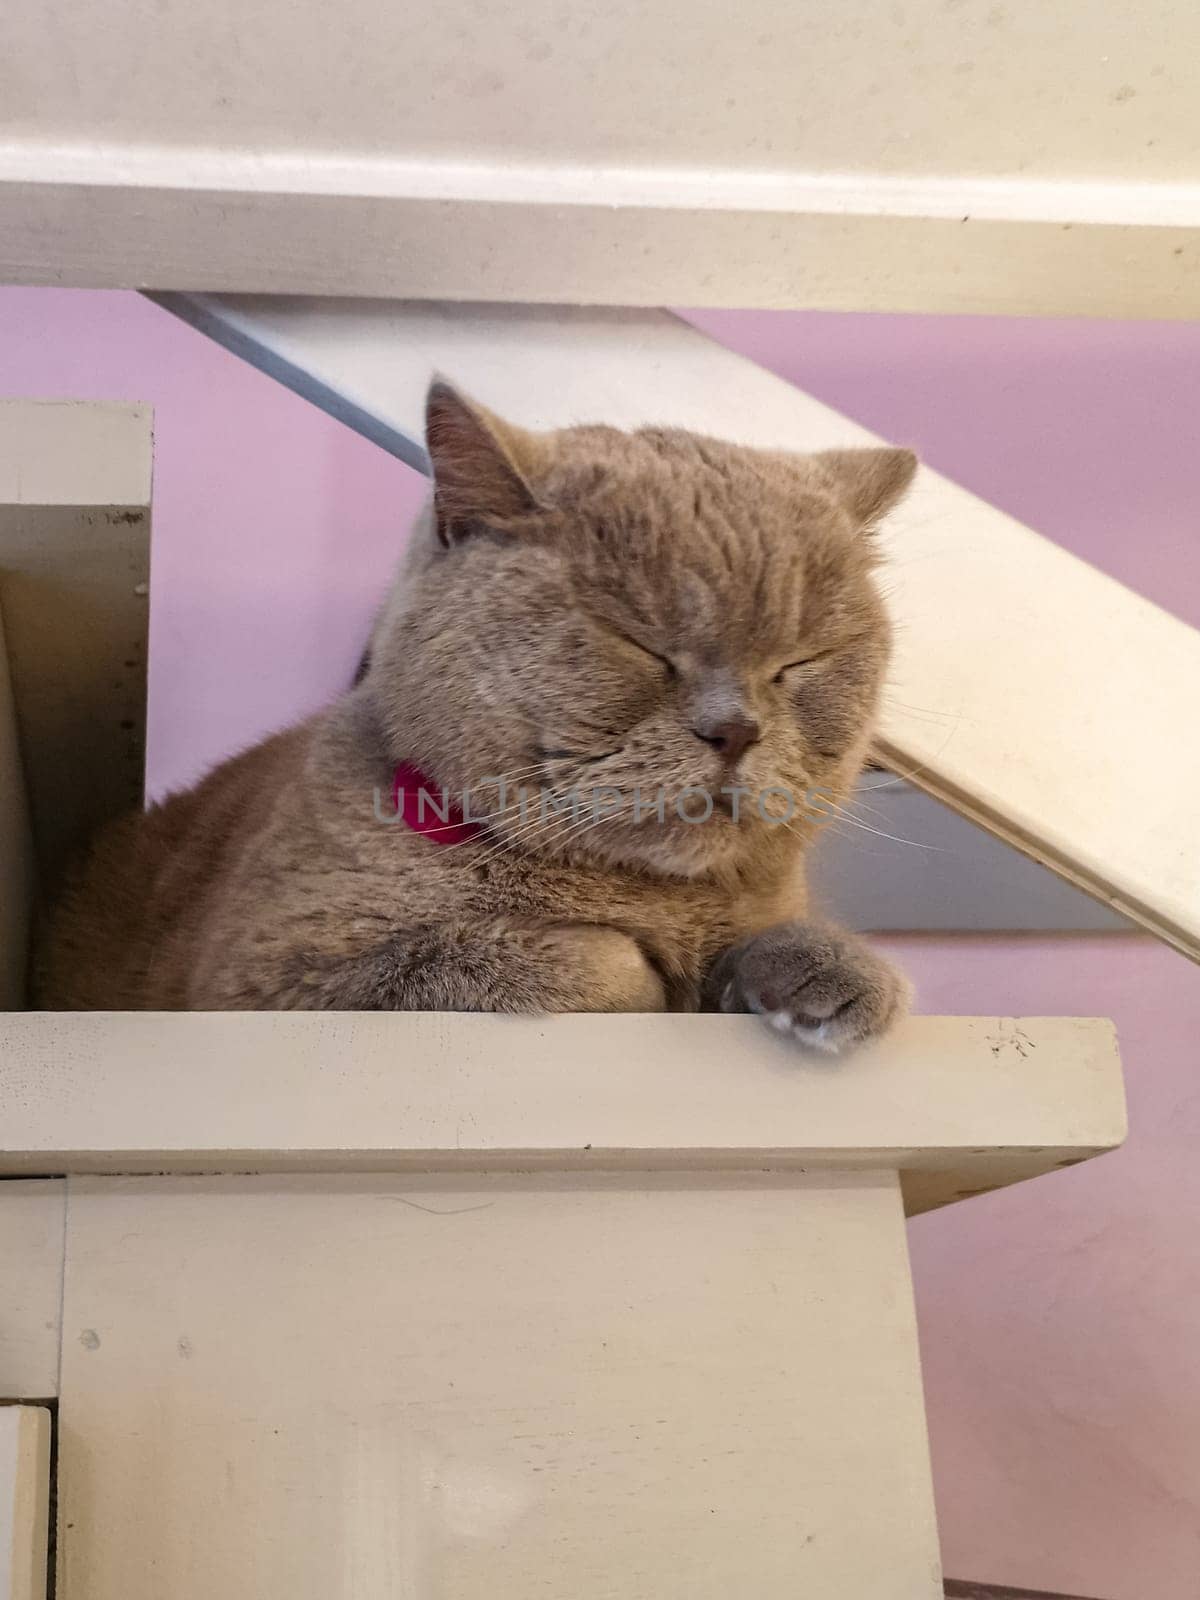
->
[372,384,914,879]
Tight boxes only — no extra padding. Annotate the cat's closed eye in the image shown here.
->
[599,622,677,680]
[772,652,827,684]
[772,634,869,684]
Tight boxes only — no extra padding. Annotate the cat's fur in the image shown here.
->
[37,384,916,1051]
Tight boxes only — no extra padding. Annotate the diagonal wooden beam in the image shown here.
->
[151,293,1200,960]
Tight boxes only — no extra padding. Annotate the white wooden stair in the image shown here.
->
[0,1012,1125,1600]
[2,0,1198,316]
[4,0,1190,1583]
[0,397,1132,1600]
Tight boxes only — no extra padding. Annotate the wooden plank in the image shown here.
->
[0,401,153,508]
[0,1182,64,1401]
[0,1408,51,1600]
[0,1012,1125,1215]
[0,401,152,887]
[56,1171,942,1598]
[2,0,1199,314]
[5,179,1199,319]
[153,294,1200,959]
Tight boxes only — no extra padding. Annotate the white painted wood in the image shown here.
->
[155,295,1200,957]
[0,1183,64,1401]
[0,1408,51,1600]
[0,1012,1125,1215]
[0,401,152,886]
[56,1171,944,1599]
[0,402,152,509]
[6,174,1199,317]
[2,0,1199,312]
[9,0,1197,183]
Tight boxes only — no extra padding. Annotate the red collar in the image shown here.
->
[391,762,483,846]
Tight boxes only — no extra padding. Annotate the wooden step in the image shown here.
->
[0,1010,1126,1215]
[2,0,1198,315]
[1,1012,1124,1600]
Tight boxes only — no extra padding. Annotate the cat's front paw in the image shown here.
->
[712,923,910,1054]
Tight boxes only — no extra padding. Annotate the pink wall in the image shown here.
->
[892,934,1200,1597]
[686,308,1200,631]
[3,287,1199,1597]
[0,287,425,800]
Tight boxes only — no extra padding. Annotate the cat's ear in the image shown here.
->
[425,380,545,546]
[812,447,918,530]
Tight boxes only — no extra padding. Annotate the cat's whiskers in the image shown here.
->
[879,694,963,729]
[520,803,630,863]
[790,802,949,853]
[429,780,604,859]
[479,781,672,864]
[835,788,906,827]
[859,718,963,793]
[384,761,562,840]
[461,760,553,796]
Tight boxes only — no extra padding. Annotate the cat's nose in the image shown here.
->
[692,716,761,764]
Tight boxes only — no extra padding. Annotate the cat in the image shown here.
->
[37,381,916,1052]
